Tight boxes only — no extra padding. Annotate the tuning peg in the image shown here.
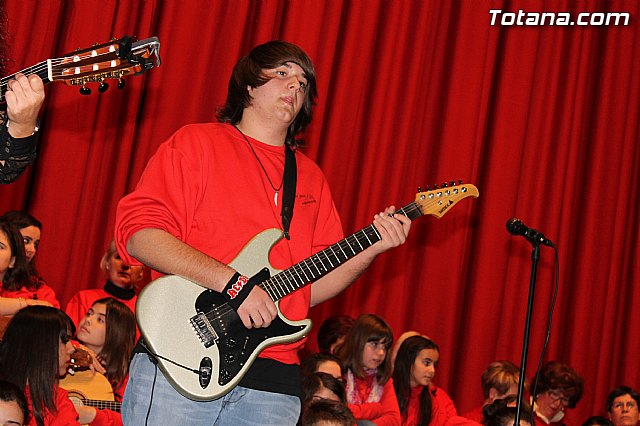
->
[458,179,464,185]
[79,86,91,95]
[117,78,125,89]
[441,182,448,188]
[417,186,422,193]
[98,82,109,93]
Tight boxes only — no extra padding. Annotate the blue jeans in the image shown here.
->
[123,353,301,425]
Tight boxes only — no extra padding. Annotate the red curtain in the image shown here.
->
[2,0,638,421]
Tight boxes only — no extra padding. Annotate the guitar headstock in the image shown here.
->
[414,181,479,218]
[50,36,161,93]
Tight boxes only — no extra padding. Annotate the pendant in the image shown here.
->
[274,191,279,206]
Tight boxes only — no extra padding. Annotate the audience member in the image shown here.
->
[606,386,639,426]
[583,416,614,426]
[393,335,457,426]
[531,361,584,426]
[0,220,50,316]
[336,313,401,425]
[65,241,145,328]
[298,398,356,426]
[302,372,346,403]
[0,214,58,308]
[0,305,121,425]
[462,360,523,422]
[318,315,355,354]
[72,297,136,402]
[302,352,343,379]
[390,330,426,370]
[0,380,30,426]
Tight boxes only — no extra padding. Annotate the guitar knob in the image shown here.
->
[226,337,237,348]
[98,82,109,93]
[117,78,125,89]
[224,353,235,364]
[79,86,91,95]
[220,369,231,382]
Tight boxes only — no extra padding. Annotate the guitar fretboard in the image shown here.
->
[259,201,424,301]
[81,398,122,412]
[0,61,50,101]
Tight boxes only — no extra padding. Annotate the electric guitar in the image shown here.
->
[136,182,479,401]
[0,35,160,100]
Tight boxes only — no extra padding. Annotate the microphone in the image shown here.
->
[506,218,555,248]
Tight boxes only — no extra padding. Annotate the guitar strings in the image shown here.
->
[196,196,445,329]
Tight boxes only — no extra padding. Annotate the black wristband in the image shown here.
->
[222,272,255,311]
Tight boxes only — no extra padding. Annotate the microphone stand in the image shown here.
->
[514,242,541,426]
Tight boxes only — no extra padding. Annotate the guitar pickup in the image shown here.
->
[190,313,218,348]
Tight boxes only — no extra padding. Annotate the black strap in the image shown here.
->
[281,146,296,240]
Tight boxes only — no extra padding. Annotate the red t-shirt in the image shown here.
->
[115,123,344,364]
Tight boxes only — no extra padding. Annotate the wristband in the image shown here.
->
[222,272,255,311]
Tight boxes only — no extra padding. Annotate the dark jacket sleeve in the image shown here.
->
[0,112,38,184]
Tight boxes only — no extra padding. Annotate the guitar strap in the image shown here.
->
[281,145,296,240]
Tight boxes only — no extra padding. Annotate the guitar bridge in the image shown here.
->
[190,313,218,348]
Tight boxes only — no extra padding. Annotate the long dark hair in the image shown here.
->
[216,40,317,148]
[0,211,44,290]
[0,306,75,426]
[0,219,31,290]
[393,335,440,426]
[336,313,394,384]
[84,297,136,392]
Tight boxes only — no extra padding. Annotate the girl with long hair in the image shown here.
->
[0,220,50,316]
[0,305,121,425]
[74,297,136,401]
[336,313,401,425]
[393,335,457,426]
[0,212,59,307]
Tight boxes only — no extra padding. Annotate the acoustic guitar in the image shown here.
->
[1,35,160,100]
[60,370,121,413]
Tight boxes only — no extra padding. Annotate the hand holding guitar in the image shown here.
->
[370,205,413,255]
[5,73,45,137]
[227,271,277,329]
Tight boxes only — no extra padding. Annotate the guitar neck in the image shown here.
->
[0,61,50,101]
[81,398,121,412]
[259,201,424,302]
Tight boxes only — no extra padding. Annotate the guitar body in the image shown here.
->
[59,370,121,417]
[136,228,311,401]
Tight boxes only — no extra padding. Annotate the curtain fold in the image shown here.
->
[0,0,637,420]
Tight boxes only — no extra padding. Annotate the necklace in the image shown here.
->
[233,125,284,206]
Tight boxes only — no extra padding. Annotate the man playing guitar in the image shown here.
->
[115,40,411,425]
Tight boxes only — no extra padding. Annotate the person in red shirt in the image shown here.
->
[393,335,457,426]
[336,313,401,425]
[531,362,583,426]
[0,219,51,316]
[115,40,411,425]
[461,360,523,423]
[65,241,145,328]
[0,212,59,308]
[0,305,121,425]
[74,297,136,402]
